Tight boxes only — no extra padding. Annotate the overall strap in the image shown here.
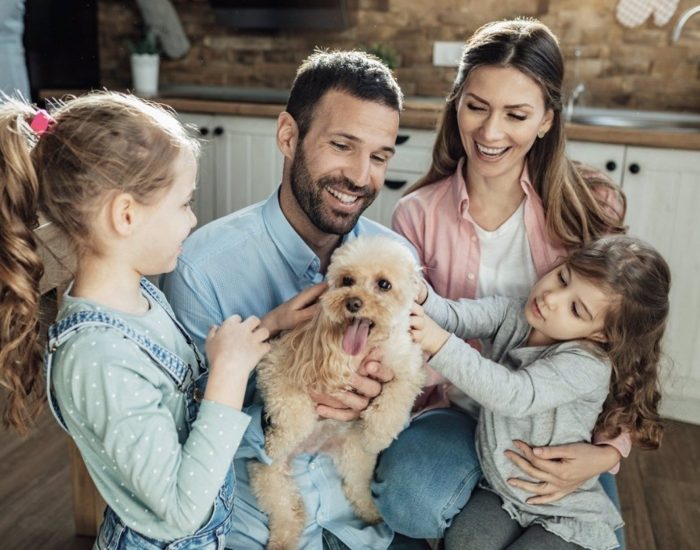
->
[45,308,193,434]
[48,310,192,386]
[139,278,206,372]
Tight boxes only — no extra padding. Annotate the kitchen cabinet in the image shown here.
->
[364,128,434,227]
[566,141,627,186]
[178,112,282,227]
[621,146,700,424]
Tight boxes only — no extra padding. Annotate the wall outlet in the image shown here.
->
[432,41,463,67]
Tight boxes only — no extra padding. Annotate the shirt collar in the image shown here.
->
[262,186,361,281]
[262,187,321,280]
[455,157,537,219]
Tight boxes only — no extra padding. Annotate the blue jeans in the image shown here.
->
[373,408,481,539]
[373,408,626,548]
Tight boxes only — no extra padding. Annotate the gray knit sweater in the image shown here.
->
[423,288,623,550]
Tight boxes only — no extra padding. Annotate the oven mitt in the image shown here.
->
[616,0,680,28]
[136,0,190,59]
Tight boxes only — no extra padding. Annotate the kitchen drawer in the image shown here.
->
[390,128,435,173]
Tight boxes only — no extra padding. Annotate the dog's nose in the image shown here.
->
[345,297,363,313]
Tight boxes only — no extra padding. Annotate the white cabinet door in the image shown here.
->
[566,141,627,186]
[364,170,422,228]
[214,116,282,218]
[364,128,435,228]
[178,113,218,227]
[623,146,700,424]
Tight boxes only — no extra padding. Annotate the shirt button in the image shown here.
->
[471,235,477,242]
[467,273,475,280]
[309,463,316,470]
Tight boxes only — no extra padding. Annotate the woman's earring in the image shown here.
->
[537,129,546,139]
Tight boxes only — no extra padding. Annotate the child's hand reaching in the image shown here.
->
[416,279,428,305]
[204,315,270,409]
[410,303,450,357]
[262,282,328,338]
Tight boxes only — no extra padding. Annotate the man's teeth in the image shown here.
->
[327,187,358,204]
[476,143,508,156]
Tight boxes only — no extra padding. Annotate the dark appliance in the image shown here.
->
[24,0,100,101]
[208,0,353,31]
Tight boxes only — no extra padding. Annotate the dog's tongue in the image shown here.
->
[343,318,371,356]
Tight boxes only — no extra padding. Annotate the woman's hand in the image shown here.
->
[261,282,327,338]
[505,440,622,504]
[409,303,449,356]
[313,347,395,421]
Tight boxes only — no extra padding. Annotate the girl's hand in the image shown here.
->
[504,440,622,504]
[262,282,327,338]
[409,303,449,356]
[416,279,428,305]
[204,315,270,409]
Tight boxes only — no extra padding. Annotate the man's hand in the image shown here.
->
[313,347,395,421]
[505,440,622,504]
[261,282,327,338]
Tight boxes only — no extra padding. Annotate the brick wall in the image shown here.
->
[99,0,700,111]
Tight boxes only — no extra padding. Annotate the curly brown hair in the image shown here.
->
[0,92,199,434]
[406,18,626,248]
[568,236,670,449]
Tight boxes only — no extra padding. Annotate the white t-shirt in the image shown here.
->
[448,200,538,415]
[474,199,538,299]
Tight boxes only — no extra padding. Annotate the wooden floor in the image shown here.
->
[0,405,698,550]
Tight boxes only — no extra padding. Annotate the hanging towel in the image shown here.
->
[616,0,680,28]
[652,0,681,25]
[135,0,190,59]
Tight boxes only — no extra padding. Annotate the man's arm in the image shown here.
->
[161,256,224,353]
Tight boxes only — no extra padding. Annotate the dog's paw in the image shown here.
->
[354,500,383,524]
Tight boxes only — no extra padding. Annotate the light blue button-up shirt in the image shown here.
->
[162,188,408,549]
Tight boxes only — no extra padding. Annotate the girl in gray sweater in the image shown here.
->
[410,235,670,550]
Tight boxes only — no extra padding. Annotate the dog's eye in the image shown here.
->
[342,276,355,287]
[377,279,392,291]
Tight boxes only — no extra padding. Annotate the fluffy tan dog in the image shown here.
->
[249,235,426,550]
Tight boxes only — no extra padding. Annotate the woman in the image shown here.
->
[373,19,629,548]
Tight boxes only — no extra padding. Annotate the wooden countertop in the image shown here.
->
[40,90,700,151]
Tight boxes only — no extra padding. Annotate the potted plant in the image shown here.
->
[129,31,161,97]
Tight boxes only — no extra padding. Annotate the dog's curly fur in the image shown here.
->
[249,236,426,549]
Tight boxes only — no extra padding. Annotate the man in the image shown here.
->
[162,50,426,550]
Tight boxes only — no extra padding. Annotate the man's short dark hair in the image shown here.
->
[286,49,404,141]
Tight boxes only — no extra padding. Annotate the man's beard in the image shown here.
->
[289,148,377,235]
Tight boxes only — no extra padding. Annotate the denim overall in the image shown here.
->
[45,278,235,549]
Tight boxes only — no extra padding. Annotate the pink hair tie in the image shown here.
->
[29,109,55,136]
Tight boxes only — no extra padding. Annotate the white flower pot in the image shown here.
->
[130,53,160,98]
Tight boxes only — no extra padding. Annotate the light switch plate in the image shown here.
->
[432,41,463,67]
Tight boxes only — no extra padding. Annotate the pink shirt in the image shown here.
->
[392,158,630,467]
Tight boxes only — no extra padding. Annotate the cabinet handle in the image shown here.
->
[199,127,209,136]
[385,179,407,190]
[395,134,410,145]
[605,160,617,172]
[628,163,640,174]
[213,126,224,136]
